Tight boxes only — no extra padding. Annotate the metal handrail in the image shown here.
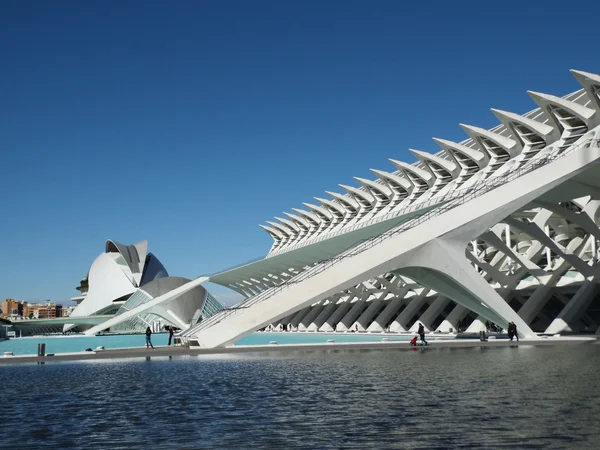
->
[182,138,599,341]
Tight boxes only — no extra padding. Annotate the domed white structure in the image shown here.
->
[66,240,222,333]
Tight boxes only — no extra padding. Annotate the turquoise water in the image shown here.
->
[235,332,416,345]
[0,333,170,355]
[0,332,422,355]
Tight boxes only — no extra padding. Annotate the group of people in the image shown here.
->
[484,320,502,333]
[144,325,176,349]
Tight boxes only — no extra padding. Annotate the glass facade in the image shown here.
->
[109,285,224,333]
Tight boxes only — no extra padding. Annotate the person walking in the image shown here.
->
[145,326,154,349]
[417,323,428,346]
[513,322,519,342]
[168,326,174,346]
[507,322,519,342]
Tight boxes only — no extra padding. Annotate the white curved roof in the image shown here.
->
[66,240,167,330]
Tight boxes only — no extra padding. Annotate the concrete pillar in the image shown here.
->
[367,296,405,332]
[517,285,553,324]
[289,306,312,328]
[436,304,467,333]
[545,278,599,334]
[390,291,428,332]
[321,298,354,331]
[337,296,370,331]
[355,298,385,331]
[307,300,339,331]
[409,296,449,332]
[297,303,325,331]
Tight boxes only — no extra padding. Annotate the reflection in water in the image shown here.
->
[1,345,599,449]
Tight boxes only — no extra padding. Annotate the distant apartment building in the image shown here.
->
[26,303,62,319]
[1,299,65,319]
[1,299,22,318]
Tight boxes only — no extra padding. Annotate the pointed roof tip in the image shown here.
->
[459,123,488,135]
[459,122,489,136]
[283,211,303,222]
[489,107,507,116]
[458,123,476,131]
[274,216,293,224]
[266,220,285,230]
[570,69,589,76]
[571,69,600,81]
[432,136,482,151]
[408,148,431,157]
[528,89,596,118]
[490,108,515,119]
[526,90,548,101]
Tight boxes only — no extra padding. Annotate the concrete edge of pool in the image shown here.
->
[0,335,597,366]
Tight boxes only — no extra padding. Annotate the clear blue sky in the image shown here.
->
[1,0,599,306]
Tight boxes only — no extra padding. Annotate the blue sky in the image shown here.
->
[1,0,600,306]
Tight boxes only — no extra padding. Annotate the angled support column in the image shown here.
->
[298,303,325,331]
[436,304,467,333]
[355,297,385,331]
[518,237,587,324]
[367,296,406,332]
[289,305,312,328]
[337,295,371,331]
[307,299,340,331]
[321,297,354,331]
[396,239,536,338]
[390,289,430,332]
[545,277,600,334]
[409,296,449,332]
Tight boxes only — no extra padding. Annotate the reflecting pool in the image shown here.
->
[1,344,599,449]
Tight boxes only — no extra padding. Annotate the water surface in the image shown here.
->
[0,331,420,355]
[1,344,598,449]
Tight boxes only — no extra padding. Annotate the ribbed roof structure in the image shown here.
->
[260,69,600,257]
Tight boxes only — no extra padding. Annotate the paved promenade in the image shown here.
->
[0,335,596,366]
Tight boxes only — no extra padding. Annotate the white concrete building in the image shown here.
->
[66,240,223,333]
[86,69,600,347]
